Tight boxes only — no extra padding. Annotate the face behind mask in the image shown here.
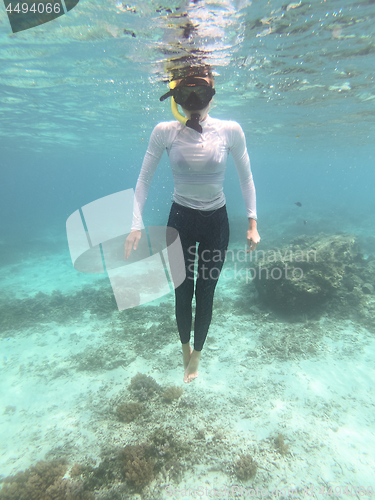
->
[174,83,215,111]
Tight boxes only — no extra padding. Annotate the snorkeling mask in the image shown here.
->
[160,76,215,133]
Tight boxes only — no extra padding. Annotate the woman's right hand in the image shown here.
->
[125,230,142,260]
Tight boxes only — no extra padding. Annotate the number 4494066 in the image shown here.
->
[6,3,61,14]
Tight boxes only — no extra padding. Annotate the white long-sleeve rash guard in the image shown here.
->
[131,115,257,230]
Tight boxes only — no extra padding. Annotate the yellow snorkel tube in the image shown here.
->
[169,79,188,127]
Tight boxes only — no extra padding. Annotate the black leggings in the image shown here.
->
[167,202,230,351]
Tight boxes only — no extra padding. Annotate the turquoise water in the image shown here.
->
[1,0,375,498]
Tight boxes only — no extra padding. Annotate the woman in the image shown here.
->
[125,68,260,383]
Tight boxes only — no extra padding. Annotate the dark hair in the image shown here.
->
[169,64,214,85]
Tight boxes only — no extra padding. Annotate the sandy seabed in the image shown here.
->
[1,244,375,500]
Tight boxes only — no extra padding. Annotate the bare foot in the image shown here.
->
[184,350,201,383]
[181,343,193,370]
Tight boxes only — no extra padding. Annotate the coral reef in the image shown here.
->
[274,434,290,455]
[124,457,154,490]
[0,459,94,500]
[0,459,66,500]
[116,402,144,422]
[91,484,128,500]
[162,386,183,403]
[47,478,93,500]
[3,406,16,415]
[128,373,161,401]
[119,444,154,490]
[252,233,375,322]
[72,345,129,372]
[0,425,193,498]
[87,429,190,493]
[195,428,206,440]
[147,427,191,478]
[70,464,86,478]
[233,454,257,480]
[76,459,117,492]
[0,419,267,497]
[0,284,118,334]
[178,397,196,409]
